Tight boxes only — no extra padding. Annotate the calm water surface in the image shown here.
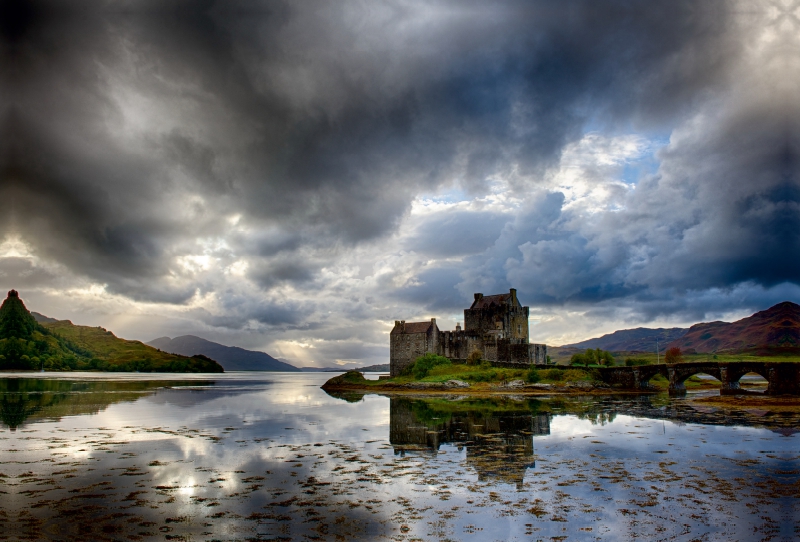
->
[1,372,798,541]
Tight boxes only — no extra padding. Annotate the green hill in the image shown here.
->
[0,290,223,373]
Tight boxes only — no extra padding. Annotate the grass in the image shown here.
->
[646,374,723,390]
[45,321,162,362]
[41,320,222,372]
[345,364,597,387]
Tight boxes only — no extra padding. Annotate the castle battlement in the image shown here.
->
[390,288,548,376]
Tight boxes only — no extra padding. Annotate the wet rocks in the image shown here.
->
[564,381,596,390]
[527,383,554,390]
[401,382,444,389]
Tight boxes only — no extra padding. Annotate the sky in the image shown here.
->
[1,0,798,368]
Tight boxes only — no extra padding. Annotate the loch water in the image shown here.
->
[0,372,798,541]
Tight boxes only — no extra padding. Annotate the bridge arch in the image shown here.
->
[665,363,722,395]
[631,365,668,389]
[721,362,769,383]
[597,361,800,396]
[716,362,770,394]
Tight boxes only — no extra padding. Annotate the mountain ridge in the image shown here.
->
[666,301,800,354]
[558,301,800,355]
[561,327,688,352]
[147,335,299,372]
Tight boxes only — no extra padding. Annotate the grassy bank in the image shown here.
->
[390,363,594,384]
[322,363,601,393]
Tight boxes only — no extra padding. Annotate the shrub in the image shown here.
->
[625,358,649,366]
[562,369,588,382]
[570,353,588,366]
[664,347,684,364]
[526,368,541,383]
[572,348,615,367]
[468,370,497,382]
[479,359,492,370]
[466,350,482,366]
[598,350,615,366]
[341,370,367,384]
[410,353,451,379]
[540,368,565,381]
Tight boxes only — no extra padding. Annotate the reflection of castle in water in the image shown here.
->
[389,398,550,488]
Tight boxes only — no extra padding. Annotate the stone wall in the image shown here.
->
[464,303,530,340]
[390,329,436,376]
[530,344,548,364]
[439,330,483,361]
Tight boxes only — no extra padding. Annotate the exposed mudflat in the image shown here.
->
[691,394,800,412]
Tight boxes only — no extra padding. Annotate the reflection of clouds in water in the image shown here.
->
[548,413,794,465]
[3,374,799,540]
[548,414,598,437]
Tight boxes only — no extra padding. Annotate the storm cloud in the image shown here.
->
[1,0,798,364]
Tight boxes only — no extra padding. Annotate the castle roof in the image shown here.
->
[391,320,437,335]
[470,292,516,309]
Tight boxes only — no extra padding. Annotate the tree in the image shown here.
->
[665,347,684,364]
[594,348,615,366]
[570,352,588,366]
[571,348,615,367]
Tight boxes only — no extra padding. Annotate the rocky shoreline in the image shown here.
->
[320,371,625,395]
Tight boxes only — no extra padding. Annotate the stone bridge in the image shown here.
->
[597,361,800,396]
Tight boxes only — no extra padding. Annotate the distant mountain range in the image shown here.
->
[666,301,800,354]
[562,327,687,352]
[147,335,300,372]
[560,301,800,355]
[31,311,59,324]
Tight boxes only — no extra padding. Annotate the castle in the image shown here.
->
[390,288,548,376]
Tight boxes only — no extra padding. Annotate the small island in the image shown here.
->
[324,290,800,398]
[322,355,615,395]
[320,351,730,396]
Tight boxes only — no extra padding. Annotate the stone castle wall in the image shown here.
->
[390,325,438,376]
[464,305,530,340]
[390,289,549,374]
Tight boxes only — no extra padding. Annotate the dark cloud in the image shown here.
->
[0,257,56,287]
[389,263,469,313]
[247,256,318,290]
[186,295,305,330]
[403,208,509,257]
[1,0,796,353]
[456,99,799,315]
